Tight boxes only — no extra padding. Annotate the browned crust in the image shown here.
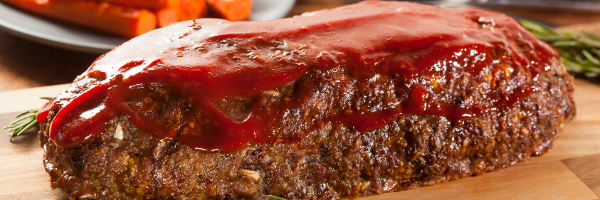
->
[39,60,575,199]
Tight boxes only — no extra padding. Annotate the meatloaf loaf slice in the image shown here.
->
[37,1,575,199]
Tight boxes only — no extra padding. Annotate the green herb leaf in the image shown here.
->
[520,19,600,78]
[4,109,39,141]
[265,195,287,200]
[3,97,51,141]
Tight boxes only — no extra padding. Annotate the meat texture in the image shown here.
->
[38,1,575,199]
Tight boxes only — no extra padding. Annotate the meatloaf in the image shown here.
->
[37,1,575,199]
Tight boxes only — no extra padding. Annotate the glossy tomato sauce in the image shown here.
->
[37,1,558,152]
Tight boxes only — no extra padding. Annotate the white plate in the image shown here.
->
[0,0,296,54]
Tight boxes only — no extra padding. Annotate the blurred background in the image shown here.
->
[1,0,600,92]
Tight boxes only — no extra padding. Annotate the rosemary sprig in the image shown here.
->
[3,97,51,141]
[3,109,39,141]
[265,195,287,200]
[520,19,600,78]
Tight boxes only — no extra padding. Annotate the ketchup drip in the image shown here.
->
[36,1,559,152]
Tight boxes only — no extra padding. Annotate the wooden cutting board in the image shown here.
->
[1,79,600,200]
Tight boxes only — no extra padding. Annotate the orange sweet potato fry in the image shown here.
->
[2,0,157,38]
[178,0,207,21]
[154,0,206,28]
[155,7,179,27]
[86,0,180,9]
[206,0,251,21]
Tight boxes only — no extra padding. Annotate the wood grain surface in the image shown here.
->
[1,79,599,199]
[563,154,600,197]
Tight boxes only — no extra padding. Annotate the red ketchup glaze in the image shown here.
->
[36,1,559,152]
